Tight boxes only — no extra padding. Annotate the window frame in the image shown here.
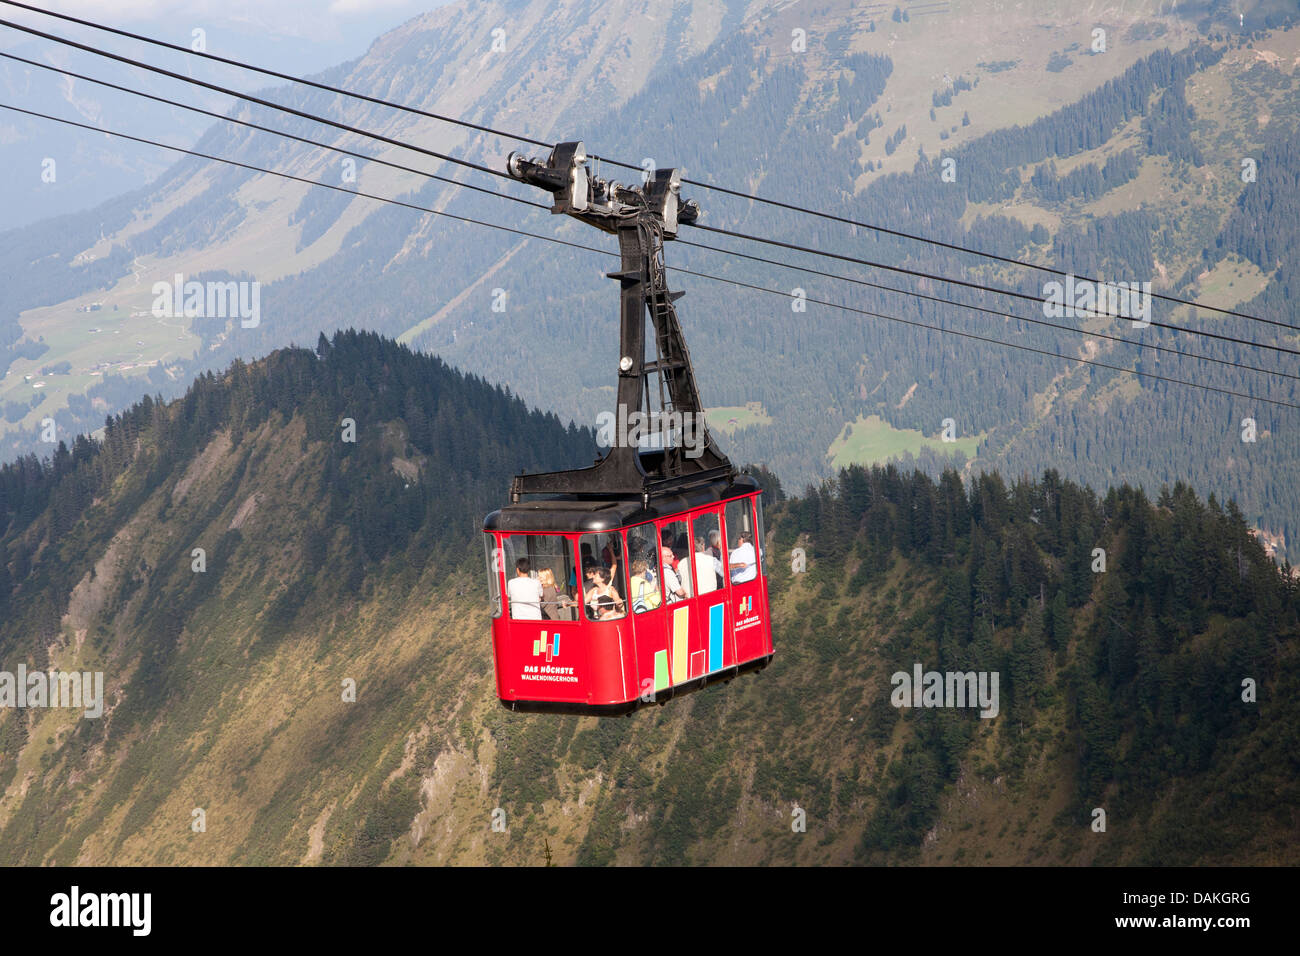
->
[484,532,503,618]
[579,531,628,623]
[501,532,581,623]
[689,509,725,596]
[625,522,663,615]
[657,516,694,605]
[723,497,758,585]
[753,493,767,576]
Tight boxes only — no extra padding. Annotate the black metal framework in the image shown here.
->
[505,142,732,504]
[484,474,761,534]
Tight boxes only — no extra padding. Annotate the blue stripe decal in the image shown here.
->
[708,603,724,673]
[553,633,560,657]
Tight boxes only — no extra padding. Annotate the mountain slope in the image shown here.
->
[1,334,1295,865]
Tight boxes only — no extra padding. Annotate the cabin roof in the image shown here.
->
[483,474,759,533]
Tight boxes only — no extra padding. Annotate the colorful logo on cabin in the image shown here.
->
[533,631,561,662]
[738,596,753,615]
[652,602,726,694]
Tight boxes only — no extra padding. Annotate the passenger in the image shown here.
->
[595,594,620,620]
[641,549,659,588]
[729,532,757,584]
[629,558,661,613]
[672,544,693,598]
[695,536,721,594]
[601,539,620,580]
[608,554,623,599]
[506,557,544,620]
[660,528,679,574]
[585,567,625,618]
[538,568,575,621]
[662,555,687,604]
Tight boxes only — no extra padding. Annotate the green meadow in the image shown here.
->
[828,414,981,470]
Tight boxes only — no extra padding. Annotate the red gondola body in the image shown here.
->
[484,481,773,715]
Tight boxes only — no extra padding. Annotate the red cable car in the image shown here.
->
[482,142,774,715]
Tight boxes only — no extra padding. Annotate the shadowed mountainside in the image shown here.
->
[1,333,1296,865]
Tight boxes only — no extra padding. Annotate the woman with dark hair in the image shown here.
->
[595,594,620,620]
[584,567,625,619]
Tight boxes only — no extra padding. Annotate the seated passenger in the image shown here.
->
[643,552,659,589]
[593,544,622,600]
[601,541,620,582]
[695,536,721,594]
[729,532,757,584]
[662,558,687,603]
[538,568,575,621]
[585,567,625,618]
[594,594,620,620]
[674,546,693,598]
[629,559,661,613]
[506,558,544,620]
[660,528,679,574]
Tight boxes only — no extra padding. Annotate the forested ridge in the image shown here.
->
[767,464,1298,862]
[0,330,594,634]
[1,335,1295,865]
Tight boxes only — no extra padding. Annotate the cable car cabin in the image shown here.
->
[483,475,773,715]
[483,139,773,715]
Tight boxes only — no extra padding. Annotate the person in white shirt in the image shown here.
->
[662,561,686,603]
[695,536,721,594]
[729,533,757,584]
[506,558,544,620]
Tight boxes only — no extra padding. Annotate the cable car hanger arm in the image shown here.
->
[503,142,728,504]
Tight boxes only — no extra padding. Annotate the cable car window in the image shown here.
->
[691,512,724,594]
[626,523,662,613]
[580,532,627,622]
[484,533,503,618]
[724,499,757,584]
[753,494,767,575]
[504,534,576,621]
[660,519,692,603]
